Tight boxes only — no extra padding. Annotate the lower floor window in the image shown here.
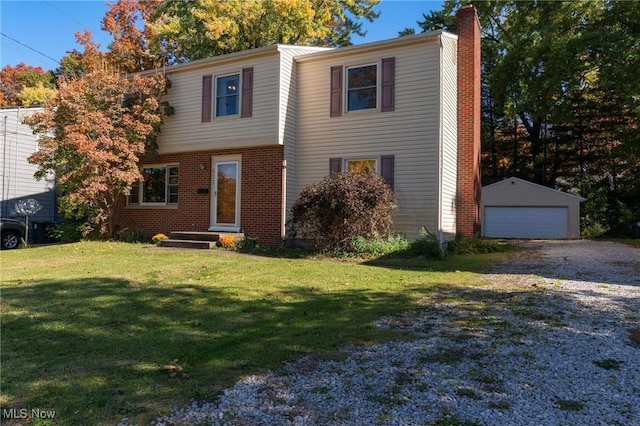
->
[129,164,179,205]
[346,159,377,175]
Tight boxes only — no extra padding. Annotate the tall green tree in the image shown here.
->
[420,1,605,185]
[416,0,639,233]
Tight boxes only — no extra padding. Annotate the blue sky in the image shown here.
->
[0,0,443,71]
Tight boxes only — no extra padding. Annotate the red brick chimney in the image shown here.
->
[456,5,482,238]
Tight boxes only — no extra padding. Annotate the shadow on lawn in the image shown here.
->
[2,270,638,426]
[4,241,636,425]
[1,275,419,425]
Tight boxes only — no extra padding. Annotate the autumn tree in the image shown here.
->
[23,68,169,238]
[0,63,57,107]
[149,0,380,62]
[102,0,164,73]
[53,30,105,81]
[53,0,163,79]
[16,81,57,106]
[19,0,174,239]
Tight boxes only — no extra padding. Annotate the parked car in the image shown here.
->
[1,218,26,249]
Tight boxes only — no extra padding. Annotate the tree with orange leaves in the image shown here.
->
[0,63,56,107]
[102,0,164,73]
[23,68,170,238]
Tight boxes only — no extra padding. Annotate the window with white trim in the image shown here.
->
[346,64,377,111]
[128,165,179,205]
[215,74,239,117]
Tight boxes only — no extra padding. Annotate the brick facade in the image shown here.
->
[115,145,285,247]
[456,6,482,238]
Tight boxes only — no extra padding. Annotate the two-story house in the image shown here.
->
[116,6,481,247]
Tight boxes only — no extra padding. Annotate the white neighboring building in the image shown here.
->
[1,107,57,225]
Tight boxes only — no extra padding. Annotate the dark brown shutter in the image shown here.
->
[241,67,253,118]
[201,75,212,122]
[329,157,342,175]
[381,57,395,112]
[380,155,395,189]
[330,66,343,117]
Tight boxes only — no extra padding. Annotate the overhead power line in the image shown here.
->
[0,32,60,66]
[43,1,111,45]
[44,1,90,29]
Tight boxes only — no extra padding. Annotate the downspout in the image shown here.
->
[437,36,445,251]
[12,108,20,217]
[281,159,287,240]
[2,114,7,217]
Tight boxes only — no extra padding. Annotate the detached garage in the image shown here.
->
[482,177,585,239]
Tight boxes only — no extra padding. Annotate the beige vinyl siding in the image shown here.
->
[278,46,332,220]
[439,34,458,240]
[0,108,56,222]
[295,38,443,241]
[157,53,281,154]
[482,178,584,238]
[278,46,332,144]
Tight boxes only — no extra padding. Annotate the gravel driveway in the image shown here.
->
[135,240,640,426]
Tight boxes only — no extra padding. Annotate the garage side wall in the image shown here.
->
[482,179,583,238]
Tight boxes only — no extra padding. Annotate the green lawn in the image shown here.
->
[608,237,640,248]
[0,242,507,425]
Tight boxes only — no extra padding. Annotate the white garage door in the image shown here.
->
[484,207,568,239]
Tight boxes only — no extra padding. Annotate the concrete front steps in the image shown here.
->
[158,231,244,250]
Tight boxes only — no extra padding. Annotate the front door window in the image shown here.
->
[211,158,241,232]
[216,162,237,224]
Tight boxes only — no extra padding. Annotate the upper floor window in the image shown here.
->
[216,74,239,117]
[202,68,253,122]
[128,164,179,206]
[330,58,394,117]
[346,64,377,111]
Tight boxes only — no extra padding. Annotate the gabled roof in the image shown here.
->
[137,44,331,76]
[294,30,454,63]
[136,29,455,76]
[483,177,586,201]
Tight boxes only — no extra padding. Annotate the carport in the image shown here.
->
[481,177,585,239]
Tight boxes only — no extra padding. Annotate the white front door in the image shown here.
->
[210,157,241,232]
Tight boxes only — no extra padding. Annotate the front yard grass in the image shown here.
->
[1,241,507,425]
